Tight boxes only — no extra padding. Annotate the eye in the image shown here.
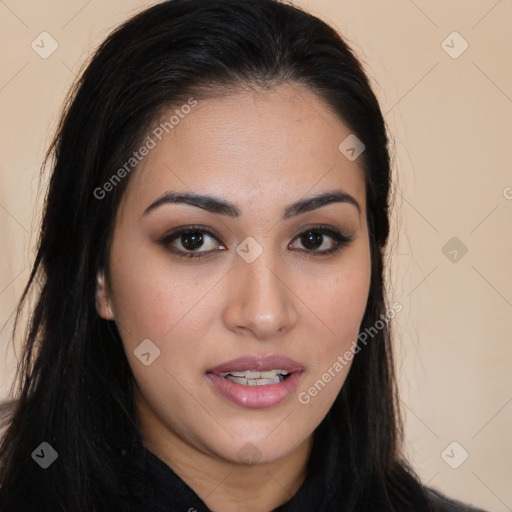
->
[288,225,354,256]
[160,225,226,258]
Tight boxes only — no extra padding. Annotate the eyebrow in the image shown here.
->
[141,189,361,219]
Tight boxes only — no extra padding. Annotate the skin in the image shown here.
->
[96,83,371,512]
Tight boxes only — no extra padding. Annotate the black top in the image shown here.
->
[120,411,489,512]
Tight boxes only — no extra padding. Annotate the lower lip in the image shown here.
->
[206,371,303,409]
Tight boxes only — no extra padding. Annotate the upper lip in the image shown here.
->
[207,354,304,374]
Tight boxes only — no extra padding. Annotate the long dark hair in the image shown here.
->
[0,0,432,510]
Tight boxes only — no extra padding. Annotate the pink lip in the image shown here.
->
[207,354,304,374]
[206,371,303,409]
[206,354,305,409]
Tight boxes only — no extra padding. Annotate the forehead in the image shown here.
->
[118,84,366,221]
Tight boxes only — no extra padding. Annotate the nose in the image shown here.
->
[222,250,298,340]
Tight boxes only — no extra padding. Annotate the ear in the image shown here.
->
[95,270,115,320]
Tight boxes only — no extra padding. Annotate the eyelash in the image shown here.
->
[159,224,355,259]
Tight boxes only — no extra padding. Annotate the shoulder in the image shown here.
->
[425,486,490,512]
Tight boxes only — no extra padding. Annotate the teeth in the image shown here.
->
[228,376,281,386]
[238,371,260,379]
[219,369,289,379]
[260,370,286,378]
[219,369,291,386]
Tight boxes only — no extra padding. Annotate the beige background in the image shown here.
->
[1,1,511,510]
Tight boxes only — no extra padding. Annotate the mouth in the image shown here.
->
[205,354,304,409]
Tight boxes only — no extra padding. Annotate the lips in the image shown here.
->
[205,354,305,409]
[206,354,305,374]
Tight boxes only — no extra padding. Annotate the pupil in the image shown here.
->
[302,231,322,250]
[182,232,203,250]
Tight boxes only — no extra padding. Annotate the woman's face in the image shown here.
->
[96,84,371,466]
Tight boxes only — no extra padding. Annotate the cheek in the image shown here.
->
[295,242,371,396]
[107,252,216,407]
[323,267,371,339]
[300,246,372,344]
[107,239,220,344]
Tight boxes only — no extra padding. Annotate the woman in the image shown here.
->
[0,1,490,511]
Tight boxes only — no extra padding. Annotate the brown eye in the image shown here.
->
[160,225,227,258]
[289,225,355,255]
[300,231,324,250]
[180,231,205,251]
